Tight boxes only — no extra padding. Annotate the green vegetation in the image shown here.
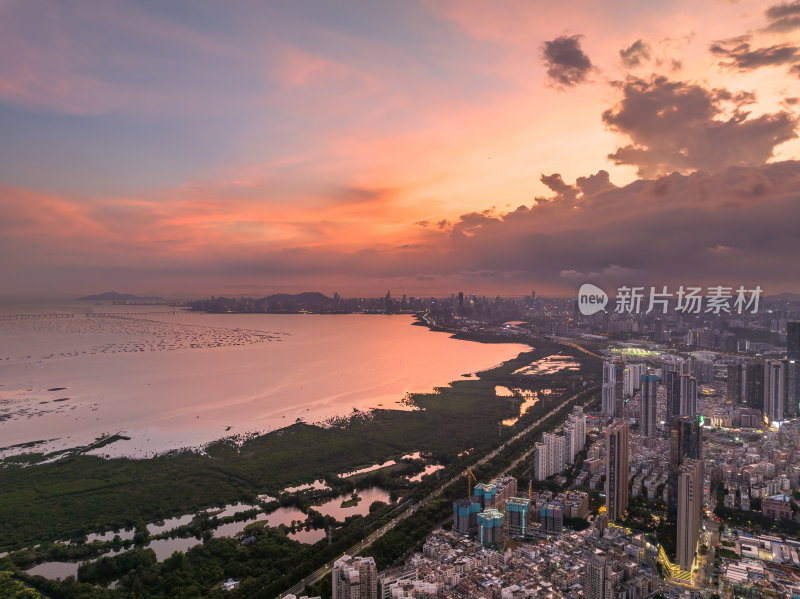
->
[714,505,800,536]
[718,548,739,560]
[340,494,362,509]
[0,571,43,598]
[0,334,601,598]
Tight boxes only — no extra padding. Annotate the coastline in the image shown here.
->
[0,327,599,552]
[0,312,527,459]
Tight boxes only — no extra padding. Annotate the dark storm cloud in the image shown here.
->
[432,161,800,293]
[620,40,651,68]
[601,76,798,177]
[764,1,800,32]
[541,35,594,87]
[710,36,800,70]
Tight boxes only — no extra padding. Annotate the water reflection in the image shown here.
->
[147,513,196,536]
[337,460,395,478]
[147,537,203,561]
[85,529,134,543]
[502,389,542,426]
[25,561,80,580]
[313,487,391,521]
[264,506,306,528]
[288,527,326,544]
[282,479,329,494]
[513,355,579,376]
[408,464,444,482]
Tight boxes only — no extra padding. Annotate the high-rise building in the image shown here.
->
[504,497,530,538]
[614,362,625,418]
[452,498,481,535]
[565,406,586,462]
[727,363,745,404]
[786,358,800,418]
[676,459,702,572]
[746,362,765,413]
[690,358,714,384]
[539,502,564,534]
[678,375,697,417]
[333,555,378,599]
[477,508,503,547]
[602,361,616,416]
[605,420,629,521]
[668,416,702,522]
[583,551,608,599]
[545,432,565,476]
[666,370,681,420]
[640,374,658,438]
[788,322,800,361]
[533,440,549,481]
[765,359,785,423]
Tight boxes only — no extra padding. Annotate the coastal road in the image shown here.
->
[279,385,598,598]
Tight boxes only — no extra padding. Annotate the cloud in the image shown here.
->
[710,36,800,70]
[540,173,578,200]
[792,64,800,77]
[3,162,800,296]
[602,76,798,177]
[541,35,594,87]
[764,1,800,32]
[433,161,800,294]
[575,170,616,197]
[620,40,651,68]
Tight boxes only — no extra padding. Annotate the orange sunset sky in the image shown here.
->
[1,0,799,299]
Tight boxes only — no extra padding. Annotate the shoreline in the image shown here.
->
[0,332,599,552]
[0,313,527,460]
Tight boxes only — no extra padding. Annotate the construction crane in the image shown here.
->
[467,467,477,498]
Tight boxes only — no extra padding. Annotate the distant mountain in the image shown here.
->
[259,292,333,304]
[77,292,165,301]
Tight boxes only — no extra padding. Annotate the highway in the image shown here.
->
[278,385,597,598]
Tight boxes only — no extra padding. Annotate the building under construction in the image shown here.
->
[504,497,531,539]
[477,508,504,548]
[452,497,482,535]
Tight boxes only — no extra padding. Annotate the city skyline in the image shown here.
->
[1,0,799,299]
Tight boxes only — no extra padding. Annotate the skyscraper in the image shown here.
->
[786,358,800,418]
[602,361,616,416]
[333,555,378,599]
[614,361,625,419]
[678,375,697,418]
[746,361,765,414]
[605,419,629,521]
[727,363,745,404]
[676,459,702,572]
[788,322,800,361]
[785,324,800,418]
[668,416,702,522]
[666,370,681,420]
[764,359,785,423]
[641,373,658,438]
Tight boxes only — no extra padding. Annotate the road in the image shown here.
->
[278,386,598,598]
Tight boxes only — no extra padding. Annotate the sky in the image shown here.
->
[1,0,799,299]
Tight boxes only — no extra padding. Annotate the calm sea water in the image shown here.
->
[0,304,527,457]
